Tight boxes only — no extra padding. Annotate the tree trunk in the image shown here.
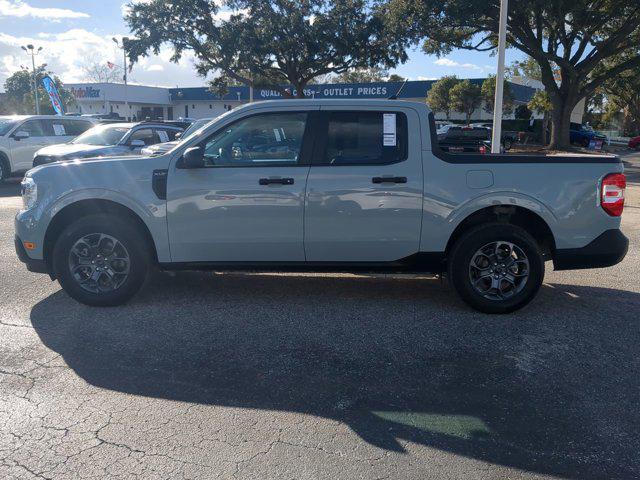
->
[549,95,577,150]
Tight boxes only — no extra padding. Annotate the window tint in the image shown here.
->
[128,128,158,146]
[201,112,307,167]
[16,120,46,137]
[321,111,408,165]
[62,119,93,136]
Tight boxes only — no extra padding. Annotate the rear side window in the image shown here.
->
[319,111,408,165]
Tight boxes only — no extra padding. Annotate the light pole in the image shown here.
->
[21,44,43,115]
[491,0,509,154]
[112,37,130,120]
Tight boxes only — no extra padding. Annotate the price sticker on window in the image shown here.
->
[52,123,66,136]
[383,113,396,146]
[158,130,169,142]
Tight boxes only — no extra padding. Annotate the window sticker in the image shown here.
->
[157,130,169,142]
[52,123,66,136]
[383,113,396,146]
[273,128,282,142]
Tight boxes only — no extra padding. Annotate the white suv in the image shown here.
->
[0,115,95,181]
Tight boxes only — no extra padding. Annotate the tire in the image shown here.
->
[502,138,513,151]
[0,156,9,182]
[52,214,151,306]
[447,223,544,314]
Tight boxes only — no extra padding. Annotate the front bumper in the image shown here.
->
[553,229,628,270]
[14,235,50,275]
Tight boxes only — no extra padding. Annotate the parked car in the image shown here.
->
[140,117,216,156]
[16,99,627,313]
[32,122,184,166]
[470,122,518,150]
[570,123,607,148]
[437,125,493,153]
[0,115,96,181]
[628,135,640,150]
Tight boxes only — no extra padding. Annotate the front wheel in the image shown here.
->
[447,223,544,314]
[52,214,150,306]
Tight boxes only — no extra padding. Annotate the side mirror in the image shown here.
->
[182,146,205,169]
[129,139,145,148]
[13,130,29,140]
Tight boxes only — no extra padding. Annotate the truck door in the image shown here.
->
[166,109,317,262]
[304,108,423,262]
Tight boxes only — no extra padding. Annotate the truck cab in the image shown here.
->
[15,100,628,313]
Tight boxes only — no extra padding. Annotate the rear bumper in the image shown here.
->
[14,235,50,275]
[553,229,628,270]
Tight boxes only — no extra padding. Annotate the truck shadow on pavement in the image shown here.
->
[30,272,640,479]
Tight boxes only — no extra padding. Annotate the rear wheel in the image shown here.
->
[0,157,9,182]
[52,214,150,306]
[448,223,544,314]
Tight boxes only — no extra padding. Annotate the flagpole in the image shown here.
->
[491,0,509,154]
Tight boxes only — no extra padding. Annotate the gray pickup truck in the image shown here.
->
[15,99,628,313]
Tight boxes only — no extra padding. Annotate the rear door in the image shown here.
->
[304,107,424,262]
[166,109,318,263]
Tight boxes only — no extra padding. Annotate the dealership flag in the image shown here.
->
[41,76,64,116]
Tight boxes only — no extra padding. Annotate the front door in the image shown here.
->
[166,110,316,263]
[304,108,424,262]
[9,120,51,171]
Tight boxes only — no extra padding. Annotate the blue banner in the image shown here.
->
[42,75,65,115]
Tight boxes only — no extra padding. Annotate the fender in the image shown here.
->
[41,188,170,262]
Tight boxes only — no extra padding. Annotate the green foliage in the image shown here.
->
[2,65,73,115]
[449,79,481,124]
[528,90,551,115]
[506,57,542,81]
[387,74,406,82]
[335,67,389,83]
[124,0,407,97]
[425,75,460,119]
[481,75,513,114]
[384,0,640,147]
[514,104,532,120]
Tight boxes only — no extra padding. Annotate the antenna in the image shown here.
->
[388,78,408,100]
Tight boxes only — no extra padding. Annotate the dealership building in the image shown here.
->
[65,78,584,123]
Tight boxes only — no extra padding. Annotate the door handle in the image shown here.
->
[259,177,294,185]
[372,176,407,184]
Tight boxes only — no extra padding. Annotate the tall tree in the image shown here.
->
[384,0,640,149]
[425,75,460,120]
[528,90,552,144]
[81,55,121,83]
[335,66,389,83]
[481,75,514,114]
[124,0,407,98]
[449,79,481,124]
[3,65,73,115]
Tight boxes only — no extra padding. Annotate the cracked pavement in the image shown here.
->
[1,151,640,479]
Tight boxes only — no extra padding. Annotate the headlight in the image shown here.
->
[21,177,37,210]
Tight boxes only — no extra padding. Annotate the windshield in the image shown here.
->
[180,118,214,138]
[0,118,18,136]
[71,124,129,146]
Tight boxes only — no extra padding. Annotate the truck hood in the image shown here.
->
[36,143,125,159]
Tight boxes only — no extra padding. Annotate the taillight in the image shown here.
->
[601,173,626,216]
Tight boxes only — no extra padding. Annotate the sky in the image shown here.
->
[0,0,526,91]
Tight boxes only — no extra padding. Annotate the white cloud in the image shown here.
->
[433,58,482,71]
[415,76,437,81]
[0,29,204,89]
[0,0,89,20]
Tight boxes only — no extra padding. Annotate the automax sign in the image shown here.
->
[70,86,101,100]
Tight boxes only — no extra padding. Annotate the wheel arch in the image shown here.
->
[0,150,10,178]
[445,204,556,259]
[43,199,159,270]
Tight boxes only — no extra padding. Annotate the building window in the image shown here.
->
[192,104,195,109]
[209,104,212,109]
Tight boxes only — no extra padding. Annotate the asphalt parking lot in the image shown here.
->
[1,152,640,480]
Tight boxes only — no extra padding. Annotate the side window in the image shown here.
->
[320,111,408,165]
[128,128,159,146]
[201,112,308,167]
[16,120,46,137]
[155,128,179,142]
[62,120,93,136]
